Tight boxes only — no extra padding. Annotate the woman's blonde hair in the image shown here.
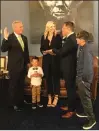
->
[44,21,57,39]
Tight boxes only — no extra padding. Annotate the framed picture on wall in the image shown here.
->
[29,1,94,44]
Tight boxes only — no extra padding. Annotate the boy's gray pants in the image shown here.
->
[76,79,95,120]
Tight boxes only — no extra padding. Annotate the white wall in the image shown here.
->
[1,1,42,56]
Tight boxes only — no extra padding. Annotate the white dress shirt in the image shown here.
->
[27,66,44,86]
[14,32,19,38]
[66,32,74,38]
[62,32,74,39]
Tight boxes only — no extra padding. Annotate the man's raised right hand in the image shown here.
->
[4,27,9,40]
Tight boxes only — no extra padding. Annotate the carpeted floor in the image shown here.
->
[0,82,99,130]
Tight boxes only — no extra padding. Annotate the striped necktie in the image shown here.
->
[17,35,24,51]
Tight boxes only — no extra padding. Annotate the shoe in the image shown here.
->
[60,106,68,111]
[24,100,31,104]
[47,95,52,107]
[76,113,88,118]
[51,95,58,107]
[13,106,22,111]
[37,102,43,108]
[83,119,96,130]
[62,112,75,118]
[32,103,36,109]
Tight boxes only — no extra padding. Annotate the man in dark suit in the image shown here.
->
[47,21,78,118]
[1,21,30,111]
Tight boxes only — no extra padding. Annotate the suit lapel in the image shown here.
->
[62,37,67,47]
[12,33,24,52]
[21,34,25,50]
[62,33,75,47]
[67,33,76,40]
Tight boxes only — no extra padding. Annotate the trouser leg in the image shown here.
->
[65,77,76,112]
[77,81,95,120]
[32,86,36,103]
[36,86,41,103]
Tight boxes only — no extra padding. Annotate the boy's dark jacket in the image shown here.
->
[77,41,94,83]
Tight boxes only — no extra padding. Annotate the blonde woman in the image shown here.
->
[40,21,62,107]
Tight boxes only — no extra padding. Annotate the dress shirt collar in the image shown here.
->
[14,32,20,38]
[62,32,74,39]
[62,36,67,40]
[67,32,74,38]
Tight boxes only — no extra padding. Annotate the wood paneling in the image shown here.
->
[24,56,98,100]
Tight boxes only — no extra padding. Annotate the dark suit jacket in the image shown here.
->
[1,33,30,73]
[77,43,94,83]
[53,33,78,80]
[40,34,62,77]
